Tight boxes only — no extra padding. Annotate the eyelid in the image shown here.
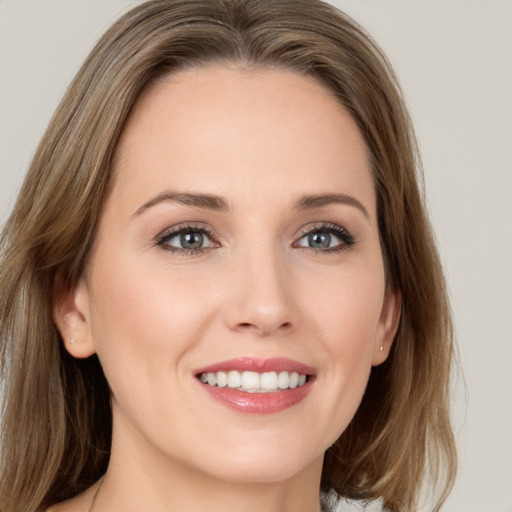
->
[155,222,220,254]
[153,221,356,255]
[292,222,356,252]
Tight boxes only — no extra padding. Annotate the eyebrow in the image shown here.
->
[293,193,370,219]
[133,190,369,219]
[133,191,229,216]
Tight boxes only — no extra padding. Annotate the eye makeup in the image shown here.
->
[293,222,357,254]
[154,219,357,257]
[155,222,220,255]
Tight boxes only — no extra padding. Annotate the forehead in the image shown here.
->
[112,65,374,215]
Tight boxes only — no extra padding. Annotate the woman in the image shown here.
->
[0,1,456,511]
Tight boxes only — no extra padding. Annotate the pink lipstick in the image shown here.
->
[195,357,315,414]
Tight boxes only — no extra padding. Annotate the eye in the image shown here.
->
[156,224,218,254]
[294,223,356,252]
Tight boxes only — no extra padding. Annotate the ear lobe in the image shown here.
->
[372,286,401,366]
[53,277,96,359]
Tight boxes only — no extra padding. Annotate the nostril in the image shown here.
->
[232,321,293,336]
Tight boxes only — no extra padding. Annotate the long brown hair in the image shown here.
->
[0,1,456,510]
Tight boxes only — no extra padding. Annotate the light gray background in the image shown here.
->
[1,1,511,511]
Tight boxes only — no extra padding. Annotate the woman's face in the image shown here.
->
[61,66,399,484]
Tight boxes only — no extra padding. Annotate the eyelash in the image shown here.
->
[293,222,356,254]
[155,222,356,256]
[156,223,219,256]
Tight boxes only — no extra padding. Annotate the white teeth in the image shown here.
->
[289,372,299,389]
[241,371,260,390]
[227,370,242,388]
[216,371,228,388]
[260,371,278,390]
[199,370,308,392]
[277,371,289,389]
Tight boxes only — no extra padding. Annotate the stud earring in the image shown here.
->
[70,337,76,344]
[379,346,383,352]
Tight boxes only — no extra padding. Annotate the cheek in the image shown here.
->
[307,261,385,349]
[86,250,219,388]
[85,253,224,442]
[301,259,386,406]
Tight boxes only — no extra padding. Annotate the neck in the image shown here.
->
[93,413,324,512]
[95,470,323,512]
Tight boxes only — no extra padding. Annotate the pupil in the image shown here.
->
[309,231,330,248]
[181,232,203,249]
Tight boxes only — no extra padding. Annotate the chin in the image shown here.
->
[203,454,319,485]
[180,431,325,485]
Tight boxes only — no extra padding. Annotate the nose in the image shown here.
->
[223,246,295,337]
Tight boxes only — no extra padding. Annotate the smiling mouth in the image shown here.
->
[198,370,309,393]
[195,358,315,413]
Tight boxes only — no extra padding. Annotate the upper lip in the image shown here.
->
[194,357,315,376]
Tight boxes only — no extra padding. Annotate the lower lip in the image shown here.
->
[199,380,313,414]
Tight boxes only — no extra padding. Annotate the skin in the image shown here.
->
[52,65,400,512]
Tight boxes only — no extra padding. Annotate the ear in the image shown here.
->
[53,276,96,358]
[372,285,401,366]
